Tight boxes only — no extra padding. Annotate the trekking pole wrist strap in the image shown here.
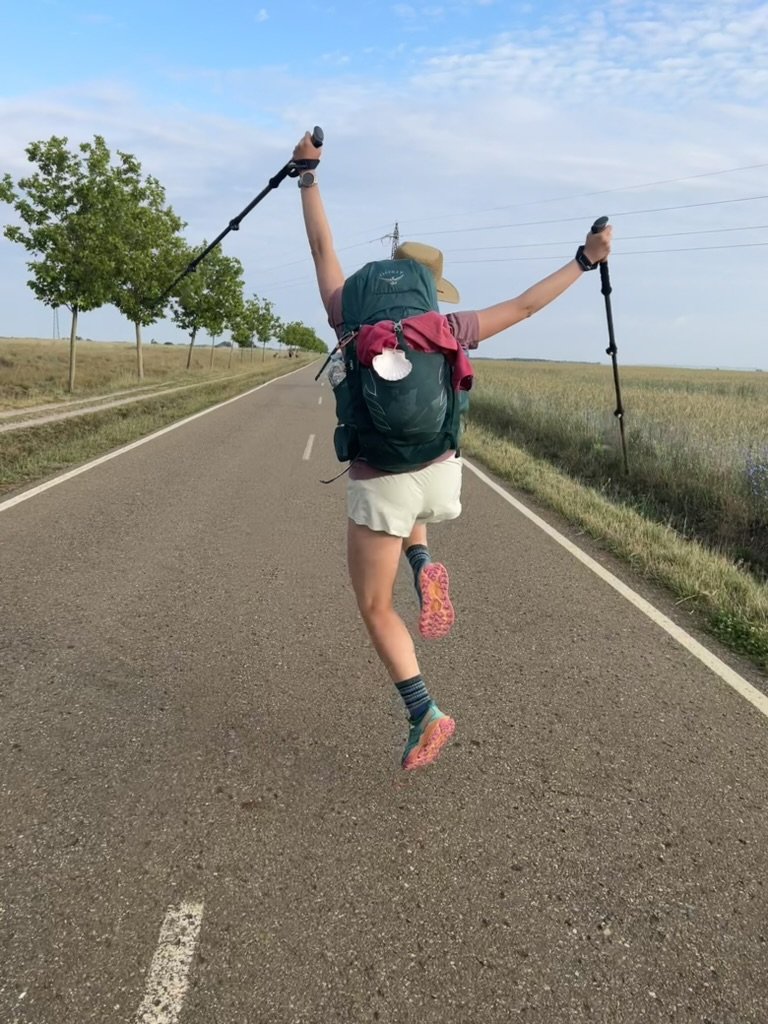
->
[575,245,598,271]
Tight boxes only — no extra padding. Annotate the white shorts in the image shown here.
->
[346,456,463,538]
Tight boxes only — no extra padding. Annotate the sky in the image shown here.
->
[1,0,767,369]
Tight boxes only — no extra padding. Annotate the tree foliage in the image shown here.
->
[277,320,328,354]
[169,243,245,368]
[1,132,319,387]
[109,161,186,378]
[1,135,133,389]
[230,293,280,353]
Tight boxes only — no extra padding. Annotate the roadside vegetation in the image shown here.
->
[0,338,315,494]
[0,337,300,407]
[463,359,768,671]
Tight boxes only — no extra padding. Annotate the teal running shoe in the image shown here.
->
[401,702,456,771]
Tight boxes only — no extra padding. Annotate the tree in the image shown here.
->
[230,296,259,361]
[231,294,281,362]
[110,162,186,381]
[1,135,138,391]
[253,295,279,361]
[168,243,245,369]
[277,320,328,356]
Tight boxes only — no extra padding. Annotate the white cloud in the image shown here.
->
[411,1,768,104]
[256,8,269,22]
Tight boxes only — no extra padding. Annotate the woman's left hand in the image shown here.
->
[582,225,612,265]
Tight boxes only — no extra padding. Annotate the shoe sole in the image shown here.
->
[402,714,456,771]
[418,563,455,640]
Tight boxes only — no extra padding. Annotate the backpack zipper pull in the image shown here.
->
[393,320,406,350]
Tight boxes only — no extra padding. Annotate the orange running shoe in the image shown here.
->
[417,562,455,639]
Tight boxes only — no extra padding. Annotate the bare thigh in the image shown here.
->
[347,519,420,681]
[347,519,402,611]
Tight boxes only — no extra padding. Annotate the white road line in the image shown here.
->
[464,458,768,722]
[0,364,309,514]
[134,901,203,1024]
[303,434,316,461]
[318,396,323,405]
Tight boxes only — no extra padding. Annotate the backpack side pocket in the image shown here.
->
[331,375,359,463]
[333,424,359,462]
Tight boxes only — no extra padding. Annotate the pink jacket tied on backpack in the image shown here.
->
[354,312,474,393]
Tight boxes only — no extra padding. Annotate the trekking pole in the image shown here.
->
[157,127,324,304]
[591,215,629,476]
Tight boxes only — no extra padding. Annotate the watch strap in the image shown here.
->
[575,245,597,271]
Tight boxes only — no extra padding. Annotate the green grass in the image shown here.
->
[0,351,315,494]
[470,361,768,579]
[0,337,282,406]
[464,360,768,671]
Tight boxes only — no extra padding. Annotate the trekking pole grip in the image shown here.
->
[289,126,325,176]
[590,215,612,298]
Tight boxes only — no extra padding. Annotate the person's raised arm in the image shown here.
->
[475,225,612,341]
[293,131,345,315]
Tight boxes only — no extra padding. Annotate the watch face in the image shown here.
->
[300,171,315,187]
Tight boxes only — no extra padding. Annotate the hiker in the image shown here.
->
[293,130,612,771]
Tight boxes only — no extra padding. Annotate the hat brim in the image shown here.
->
[436,277,460,304]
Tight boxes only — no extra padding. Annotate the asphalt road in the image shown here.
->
[1,364,767,1024]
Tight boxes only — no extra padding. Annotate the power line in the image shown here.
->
[255,197,768,283]
[421,194,768,238]
[405,161,768,225]
[261,239,768,289]
[450,241,768,264]
[257,233,390,275]
[446,223,768,253]
[263,193,768,279]
[256,192,768,278]
[253,160,768,278]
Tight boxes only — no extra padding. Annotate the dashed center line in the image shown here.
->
[303,434,315,461]
[134,901,203,1024]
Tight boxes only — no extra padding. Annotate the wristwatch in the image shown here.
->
[575,245,598,271]
[298,170,317,189]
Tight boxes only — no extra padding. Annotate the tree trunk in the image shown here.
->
[209,335,216,369]
[186,328,197,370]
[135,321,144,380]
[68,306,79,393]
[262,340,266,362]
[228,344,234,369]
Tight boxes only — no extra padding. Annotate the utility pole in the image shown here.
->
[390,221,400,258]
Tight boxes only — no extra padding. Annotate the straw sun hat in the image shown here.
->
[393,241,460,303]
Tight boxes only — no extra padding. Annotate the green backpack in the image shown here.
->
[330,258,465,474]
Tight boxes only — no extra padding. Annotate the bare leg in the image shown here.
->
[402,522,428,557]
[347,518,456,770]
[347,520,420,682]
